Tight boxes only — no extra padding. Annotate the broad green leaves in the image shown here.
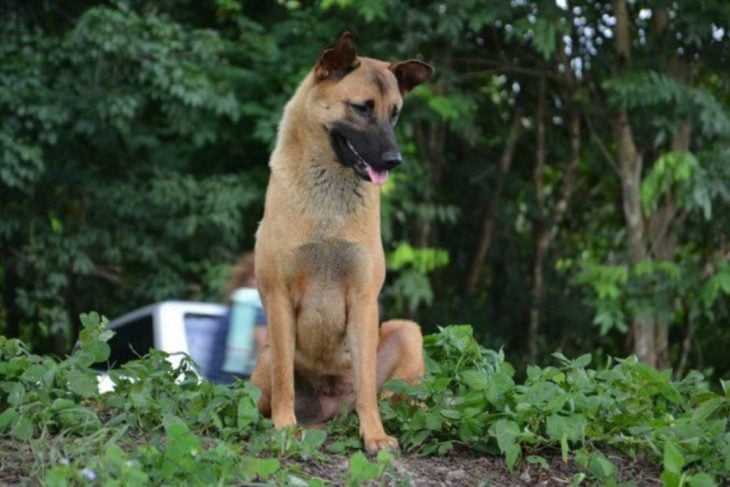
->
[1,2,266,351]
[701,263,730,309]
[573,251,729,338]
[509,18,564,60]
[605,71,730,138]
[347,450,396,486]
[2,319,730,483]
[387,243,450,273]
[379,325,729,482]
[641,151,710,219]
[386,243,451,312]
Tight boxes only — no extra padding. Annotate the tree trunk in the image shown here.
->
[548,33,582,245]
[465,108,524,292]
[51,326,67,357]
[674,315,695,380]
[548,111,581,243]
[612,0,656,366]
[615,111,655,364]
[1,248,21,338]
[67,276,81,345]
[648,121,691,369]
[413,50,452,255]
[527,76,548,363]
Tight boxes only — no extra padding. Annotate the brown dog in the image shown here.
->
[251,32,434,452]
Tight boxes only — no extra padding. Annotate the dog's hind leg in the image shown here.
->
[251,345,272,417]
[376,320,425,390]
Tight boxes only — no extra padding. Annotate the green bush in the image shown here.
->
[1,315,728,485]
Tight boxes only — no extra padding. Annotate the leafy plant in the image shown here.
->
[2,316,729,484]
[381,325,729,484]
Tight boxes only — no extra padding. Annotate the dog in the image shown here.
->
[251,32,434,453]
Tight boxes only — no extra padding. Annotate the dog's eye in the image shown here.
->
[351,100,375,115]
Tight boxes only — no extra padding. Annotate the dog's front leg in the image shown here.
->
[347,295,398,452]
[266,289,297,429]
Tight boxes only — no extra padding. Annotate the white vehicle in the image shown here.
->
[95,293,262,391]
[96,301,225,391]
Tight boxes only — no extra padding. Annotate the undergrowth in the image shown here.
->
[0,314,728,485]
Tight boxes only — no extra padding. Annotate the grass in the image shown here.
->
[0,313,728,486]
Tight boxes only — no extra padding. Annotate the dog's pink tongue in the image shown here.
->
[366,165,389,186]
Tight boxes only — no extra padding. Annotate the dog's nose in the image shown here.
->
[381,151,402,169]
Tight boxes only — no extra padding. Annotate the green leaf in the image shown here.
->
[439,409,462,420]
[326,437,361,454]
[0,408,17,432]
[546,415,586,442]
[485,371,515,406]
[301,429,327,449]
[641,151,699,215]
[11,415,33,441]
[80,312,101,329]
[425,412,442,430]
[691,397,725,424]
[505,443,521,471]
[552,351,570,365]
[161,414,201,477]
[237,396,259,429]
[376,448,394,466]
[573,354,592,368]
[347,451,383,486]
[45,465,71,487]
[569,473,586,486]
[86,340,111,363]
[20,363,48,383]
[461,369,488,390]
[526,455,550,470]
[50,398,76,411]
[253,458,280,479]
[560,433,569,463]
[532,19,558,60]
[687,473,717,487]
[661,471,681,487]
[494,419,520,453]
[588,454,616,481]
[7,383,25,406]
[68,373,98,397]
[663,442,685,474]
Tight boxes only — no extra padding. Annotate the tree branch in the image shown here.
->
[465,107,525,292]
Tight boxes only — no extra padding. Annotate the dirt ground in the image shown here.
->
[0,436,663,486]
[296,447,663,486]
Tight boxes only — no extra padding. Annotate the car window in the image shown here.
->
[105,315,155,368]
[184,313,224,377]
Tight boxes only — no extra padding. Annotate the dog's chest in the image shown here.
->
[290,239,367,371]
[300,162,366,230]
[293,239,363,283]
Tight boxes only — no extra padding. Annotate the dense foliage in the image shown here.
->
[1,2,729,372]
[1,315,727,484]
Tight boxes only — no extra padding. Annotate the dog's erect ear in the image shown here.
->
[315,32,360,81]
[390,60,435,95]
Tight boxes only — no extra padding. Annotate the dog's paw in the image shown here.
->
[272,411,297,429]
[364,434,399,454]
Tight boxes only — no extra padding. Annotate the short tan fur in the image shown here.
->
[251,32,434,452]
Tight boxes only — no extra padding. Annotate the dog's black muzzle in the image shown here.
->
[380,150,402,170]
[329,122,401,184]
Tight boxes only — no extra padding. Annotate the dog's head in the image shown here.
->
[305,32,434,186]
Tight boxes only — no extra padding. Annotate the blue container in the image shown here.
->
[221,288,263,377]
